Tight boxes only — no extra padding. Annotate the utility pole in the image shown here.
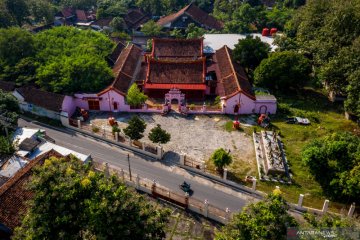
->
[127,154,132,181]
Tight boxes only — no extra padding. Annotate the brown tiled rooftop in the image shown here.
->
[147,59,205,84]
[124,8,149,29]
[157,3,223,30]
[0,81,15,92]
[152,38,203,60]
[0,150,62,230]
[16,87,65,112]
[100,44,142,95]
[215,46,255,99]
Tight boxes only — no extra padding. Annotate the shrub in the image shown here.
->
[92,126,100,133]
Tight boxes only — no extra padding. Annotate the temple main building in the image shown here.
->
[64,38,276,116]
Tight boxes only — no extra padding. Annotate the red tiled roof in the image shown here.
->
[109,41,126,64]
[0,81,15,92]
[124,8,149,29]
[16,87,65,112]
[144,83,206,90]
[152,38,203,60]
[99,44,142,95]
[61,8,74,19]
[91,18,113,27]
[215,46,255,100]
[0,150,63,230]
[157,3,223,30]
[146,59,205,85]
[76,10,88,22]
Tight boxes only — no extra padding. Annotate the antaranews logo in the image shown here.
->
[287,227,360,240]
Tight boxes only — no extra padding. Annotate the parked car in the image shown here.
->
[285,117,311,125]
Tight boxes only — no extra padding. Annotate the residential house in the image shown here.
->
[157,3,223,31]
[13,87,75,121]
[0,150,63,233]
[124,8,149,31]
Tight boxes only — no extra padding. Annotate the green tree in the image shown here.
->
[0,0,15,27]
[3,0,29,26]
[36,54,113,94]
[210,148,232,172]
[13,156,169,239]
[126,83,148,107]
[170,28,184,38]
[302,132,360,201]
[344,70,360,117]
[110,17,125,32]
[0,89,20,133]
[33,27,114,94]
[60,0,97,10]
[254,51,311,91]
[123,115,147,140]
[0,136,15,157]
[233,36,270,72]
[27,0,55,24]
[0,27,35,67]
[136,0,168,16]
[185,23,206,39]
[141,20,163,36]
[148,124,171,144]
[215,193,298,240]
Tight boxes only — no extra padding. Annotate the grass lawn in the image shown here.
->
[213,88,359,214]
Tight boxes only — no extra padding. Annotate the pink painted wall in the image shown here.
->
[254,100,277,114]
[224,93,256,114]
[97,90,128,112]
[223,93,277,115]
[61,96,77,117]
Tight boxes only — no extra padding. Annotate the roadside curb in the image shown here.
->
[20,116,156,160]
[178,165,265,199]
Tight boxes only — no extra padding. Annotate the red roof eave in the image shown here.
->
[144,83,206,90]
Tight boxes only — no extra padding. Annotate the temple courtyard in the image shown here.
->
[89,112,257,177]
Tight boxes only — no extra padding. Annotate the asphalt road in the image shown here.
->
[19,118,250,212]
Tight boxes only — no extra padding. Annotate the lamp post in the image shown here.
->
[127,154,132,181]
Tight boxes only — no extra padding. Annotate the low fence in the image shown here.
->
[180,153,358,219]
[66,118,163,160]
[93,161,230,224]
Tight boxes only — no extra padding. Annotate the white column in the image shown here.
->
[322,200,329,214]
[252,179,257,192]
[104,162,109,178]
[348,203,356,218]
[298,194,304,208]
[204,199,209,217]
[223,168,227,180]
[180,154,185,165]
[142,142,146,151]
[115,132,119,142]
[156,146,163,159]
[136,174,140,189]
[225,207,231,222]
[119,168,124,181]
[77,119,81,129]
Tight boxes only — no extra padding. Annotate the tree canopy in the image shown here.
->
[254,51,311,91]
[123,115,147,140]
[215,193,298,240]
[233,36,270,72]
[302,132,360,202]
[0,89,20,130]
[0,27,114,95]
[14,156,170,239]
[126,83,148,107]
[148,124,171,144]
[141,20,163,36]
[284,0,360,117]
[210,148,232,171]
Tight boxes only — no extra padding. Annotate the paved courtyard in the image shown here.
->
[90,113,256,171]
